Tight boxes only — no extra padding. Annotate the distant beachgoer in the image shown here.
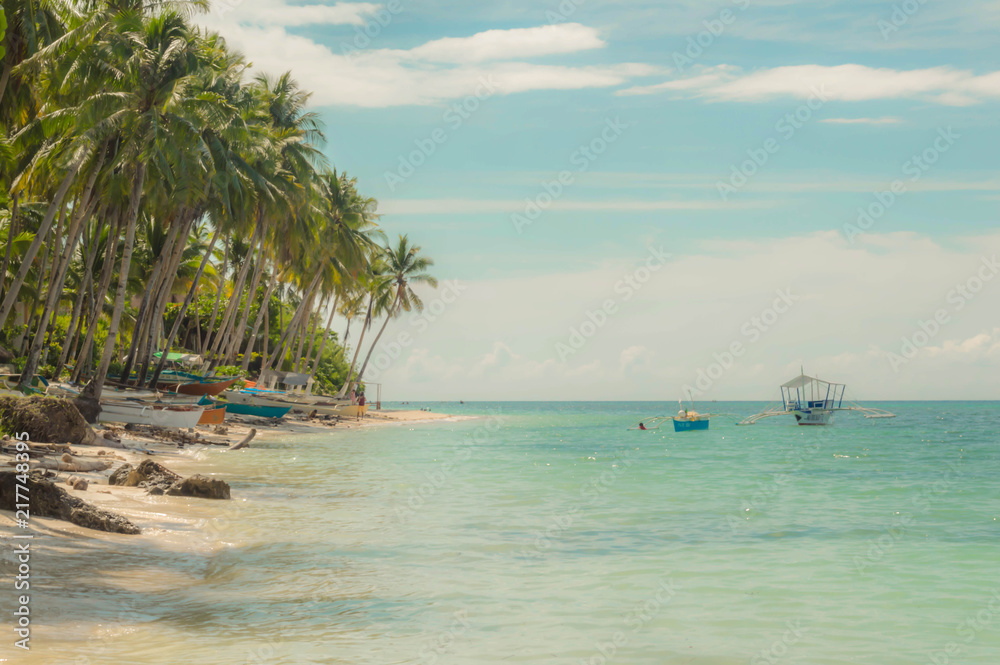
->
[638,422,647,430]
[358,393,366,407]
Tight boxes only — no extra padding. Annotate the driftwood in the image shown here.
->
[28,457,112,472]
[227,428,256,451]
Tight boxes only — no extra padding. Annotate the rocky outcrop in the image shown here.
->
[108,459,180,493]
[0,472,140,534]
[165,474,231,500]
[0,396,96,445]
[109,460,231,499]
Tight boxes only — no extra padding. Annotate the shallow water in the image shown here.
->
[3,401,1000,664]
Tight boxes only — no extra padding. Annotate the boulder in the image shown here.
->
[121,459,181,492]
[0,395,96,445]
[0,472,139,534]
[108,463,133,485]
[166,474,231,500]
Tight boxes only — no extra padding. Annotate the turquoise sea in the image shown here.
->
[8,401,1000,664]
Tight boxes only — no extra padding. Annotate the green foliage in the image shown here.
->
[0,10,6,61]
[213,364,246,378]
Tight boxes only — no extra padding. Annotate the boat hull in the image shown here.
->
[98,402,204,428]
[198,405,227,425]
[222,402,291,419]
[793,409,833,426]
[673,417,710,432]
[156,377,238,396]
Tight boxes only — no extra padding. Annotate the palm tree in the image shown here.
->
[351,235,436,393]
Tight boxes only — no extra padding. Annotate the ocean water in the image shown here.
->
[5,401,1000,664]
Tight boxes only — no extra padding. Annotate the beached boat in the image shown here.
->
[97,400,205,428]
[221,391,294,418]
[738,370,897,426]
[198,405,227,425]
[154,371,239,396]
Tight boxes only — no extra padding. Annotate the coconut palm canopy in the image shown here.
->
[0,0,435,398]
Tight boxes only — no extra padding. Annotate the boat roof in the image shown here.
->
[781,374,844,389]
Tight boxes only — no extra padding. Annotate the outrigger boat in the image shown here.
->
[153,370,239,396]
[738,370,896,426]
[631,401,725,432]
[220,390,295,419]
[97,400,205,428]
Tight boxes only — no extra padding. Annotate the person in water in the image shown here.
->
[638,422,647,430]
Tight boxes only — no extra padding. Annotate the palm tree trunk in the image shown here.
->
[0,192,19,306]
[54,219,101,379]
[0,150,86,329]
[147,224,221,388]
[202,232,229,355]
[82,162,145,403]
[20,193,98,388]
[135,212,195,386]
[223,238,265,364]
[71,209,123,383]
[265,272,322,372]
[240,267,278,373]
[302,295,327,373]
[292,294,315,372]
[309,295,339,380]
[353,288,402,391]
[206,219,261,366]
[336,295,373,399]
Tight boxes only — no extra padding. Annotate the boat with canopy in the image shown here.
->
[738,370,896,426]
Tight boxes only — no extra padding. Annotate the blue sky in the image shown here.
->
[203,0,1000,400]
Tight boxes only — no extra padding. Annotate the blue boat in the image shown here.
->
[222,402,292,419]
[673,416,710,432]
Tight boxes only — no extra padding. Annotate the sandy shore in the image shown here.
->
[0,408,457,543]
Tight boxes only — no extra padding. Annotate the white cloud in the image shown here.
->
[213,0,380,27]
[201,16,660,107]
[618,64,1000,105]
[368,231,1000,400]
[407,24,605,63]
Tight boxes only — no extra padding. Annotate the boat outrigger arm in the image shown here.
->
[738,372,896,426]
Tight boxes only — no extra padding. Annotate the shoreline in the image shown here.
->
[0,408,461,546]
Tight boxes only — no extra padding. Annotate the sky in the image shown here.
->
[200,0,1000,401]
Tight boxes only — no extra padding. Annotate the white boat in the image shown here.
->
[47,383,202,404]
[98,400,204,428]
[739,370,896,426]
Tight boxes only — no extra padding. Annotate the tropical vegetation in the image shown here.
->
[0,0,435,400]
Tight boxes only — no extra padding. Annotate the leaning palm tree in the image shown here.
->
[350,235,437,394]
